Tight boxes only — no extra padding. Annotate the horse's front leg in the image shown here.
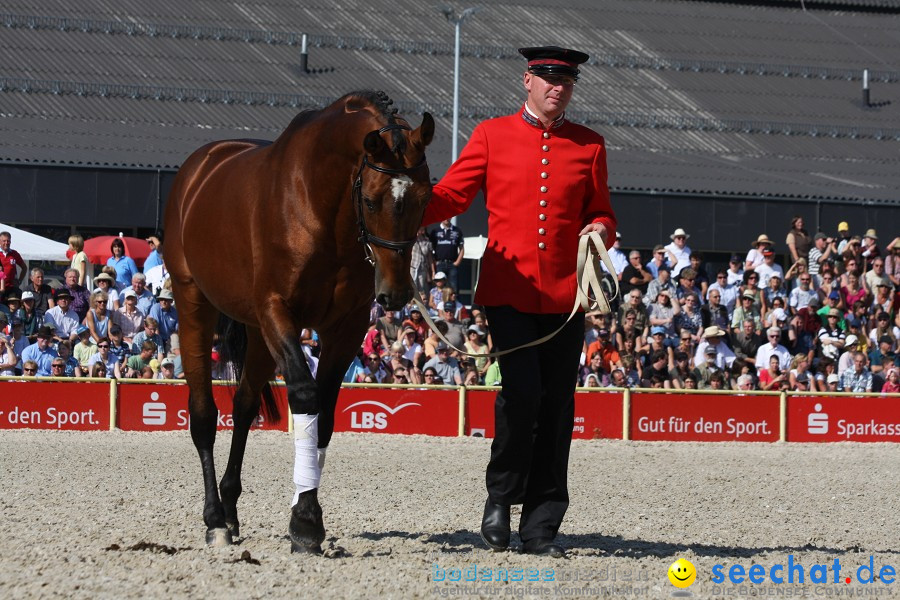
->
[258,300,325,554]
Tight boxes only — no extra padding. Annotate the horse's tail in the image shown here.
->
[216,314,281,424]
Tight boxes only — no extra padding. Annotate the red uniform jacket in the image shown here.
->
[424,107,617,313]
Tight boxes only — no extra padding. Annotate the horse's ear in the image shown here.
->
[363,130,386,155]
[417,113,435,147]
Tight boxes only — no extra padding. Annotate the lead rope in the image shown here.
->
[410,231,619,359]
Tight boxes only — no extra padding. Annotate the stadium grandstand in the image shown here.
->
[0,0,898,253]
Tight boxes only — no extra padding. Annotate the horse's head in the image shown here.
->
[356,112,434,310]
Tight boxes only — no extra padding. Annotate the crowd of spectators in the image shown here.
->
[3,219,899,394]
[348,219,900,393]
[0,231,180,380]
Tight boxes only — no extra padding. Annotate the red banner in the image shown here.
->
[334,387,458,436]
[117,383,288,431]
[788,395,900,442]
[631,392,779,442]
[465,389,623,439]
[0,381,110,430]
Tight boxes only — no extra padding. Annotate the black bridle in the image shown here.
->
[353,123,428,265]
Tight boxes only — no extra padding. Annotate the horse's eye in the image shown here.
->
[364,197,376,211]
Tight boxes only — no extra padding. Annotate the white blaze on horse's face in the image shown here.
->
[390,175,413,202]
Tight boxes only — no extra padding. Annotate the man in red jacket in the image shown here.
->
[423,46,617,557]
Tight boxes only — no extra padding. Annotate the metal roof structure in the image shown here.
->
[0,0,898,205]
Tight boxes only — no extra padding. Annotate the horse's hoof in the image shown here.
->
[226,520,240,538]
[205,527,233,547]
[289,490,326,554]
[290,541,323,554]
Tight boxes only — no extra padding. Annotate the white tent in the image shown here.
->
[0,223,69,262]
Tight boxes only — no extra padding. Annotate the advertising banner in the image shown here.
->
[630,392,779,442]
[117,383,288,432]
[0,381,110,430]
[465,389,623,440]
[788,395,900,442]
[334,387,458,436]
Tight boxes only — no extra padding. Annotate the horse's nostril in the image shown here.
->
[375,293,389,307]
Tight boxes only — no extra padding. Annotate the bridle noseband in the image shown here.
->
[354,123,428,266]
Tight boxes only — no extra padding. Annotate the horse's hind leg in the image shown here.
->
[256,298,324,554]
[175,282,229,546]
[219,326,275,539]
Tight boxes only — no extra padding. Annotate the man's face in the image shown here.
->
[767,331,780,346]
[524,72,574,120]
[709,291,721,306]
[144,324,158,336]
[743,320,754,335]
[132,279,145,293]
[690,256,700,269]
[65,272,77,286]
[854,355,866,373]
[437,348,450,363]
[97,341,110,355]
[37,336,50,350]
[141,348,153,360]
[630,292,641,305]
[56,297,70,310]
[873,260,885,274]
[658,270,670,283]
[629,253,641,266]
[0,235,10,252]
[442,309,455,322]
[30,271,43,287]
[673,235,686,248]
[799,275,811,290]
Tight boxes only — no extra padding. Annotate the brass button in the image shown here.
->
[542,145,549,151]
[538,242,546,250]
[542,132,550,139]
[540,186,548,193]
[539,228,546,235]
[542,158,549,165]
[540,172,548,179]
[539,214,547,221]
[540,200,547,207]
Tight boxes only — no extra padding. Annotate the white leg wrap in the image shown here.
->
[292,414,321,506]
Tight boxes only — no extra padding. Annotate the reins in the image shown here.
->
[410,231,620,358]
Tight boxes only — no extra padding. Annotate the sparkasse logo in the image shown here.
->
[142,392,167,425]
[808,403,828,435]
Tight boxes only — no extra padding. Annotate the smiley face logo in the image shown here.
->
[668,558,697,588]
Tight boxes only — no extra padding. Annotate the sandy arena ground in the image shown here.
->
[2,430,900,599]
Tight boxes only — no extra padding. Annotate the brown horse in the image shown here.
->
[164,91,434,552]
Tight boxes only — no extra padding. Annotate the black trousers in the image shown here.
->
[484,305,584,543]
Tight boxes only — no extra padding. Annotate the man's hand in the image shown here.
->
[579,222,608,244]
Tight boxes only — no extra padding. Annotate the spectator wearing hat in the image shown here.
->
[144,232,164,272]
[43,290,80,342]
[644,245,670,280]
[23,267,54,319]
[401,304,428,344]
[93,271,120,312]
[664,228,692,277]
[733,319,764,367]
[818,308,846,362]
[107,238,138,289]
[148,288,178,353]
[645,264,677,306]
[807,233,836,286]
[860,228,881,267]
[464,325,490,379]
[437,301,467,350]
[2,292,18,325]
[72,324,98,374]
[62,268,91,322]
[422,342,462,385]
[835,221,852,255]
[428,272,447,316]
[693,325,735,371]
[21,326,58,376]
[785,216,812,264]
[601,232,627,279]
[87,338,121,379]
[868,312,897,351]
[130,273,156,315]
[882,366,900,393]
[840,352,873,392]
[157,356,177,381]
[731,291,762,336]
[726,254,745,286]
[646,326,675,366]
[754,249,784,290]
[745,234,773,271]
[430,219,465,294]
[816,364,839,392]
[0,230,26,294]
[113,288,146,344]
[867,335,898,379]
[693,344,724,389]
[424,44,616,557]
[754,326,792,373]
[620,250,652,296]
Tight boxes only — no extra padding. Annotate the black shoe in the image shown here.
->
[522,538,566,558]
[480,499,510,551]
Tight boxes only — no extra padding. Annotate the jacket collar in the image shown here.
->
[521,103,565,130]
